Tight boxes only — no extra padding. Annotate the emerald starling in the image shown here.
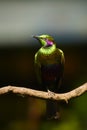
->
[33,34,65,119]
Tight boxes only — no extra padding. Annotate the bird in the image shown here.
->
[33,34,65,120]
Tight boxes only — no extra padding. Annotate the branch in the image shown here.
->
[0,82,87,103]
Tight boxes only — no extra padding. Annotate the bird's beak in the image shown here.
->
[33,35,40,40]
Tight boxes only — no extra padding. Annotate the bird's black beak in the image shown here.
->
[33,35,40,40]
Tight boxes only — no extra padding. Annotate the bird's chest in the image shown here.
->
[38,51,61,65]
[40,54,53,64]
[41,63,61,85]
[41,64,60,77]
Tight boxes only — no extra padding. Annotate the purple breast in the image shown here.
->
[41,64,61,84]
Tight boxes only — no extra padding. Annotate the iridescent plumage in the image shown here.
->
[33,34,65,119]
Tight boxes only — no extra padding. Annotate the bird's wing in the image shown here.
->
[56,48,65,88]
[34,52,42,84]
[59,49,65,65]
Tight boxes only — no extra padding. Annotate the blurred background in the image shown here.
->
[0,0,87,130]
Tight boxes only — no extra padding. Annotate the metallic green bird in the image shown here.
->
[33,34,65,119]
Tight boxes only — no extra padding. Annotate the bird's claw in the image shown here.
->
[47,90,55,97]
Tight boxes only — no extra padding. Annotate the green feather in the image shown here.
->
[35,48,64,85]
[33,34,65,120]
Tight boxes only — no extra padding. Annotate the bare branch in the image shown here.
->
[0,82,87,103]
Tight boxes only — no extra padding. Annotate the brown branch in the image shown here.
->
[0,82,87,103]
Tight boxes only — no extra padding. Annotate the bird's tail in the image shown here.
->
[46,100,60,120]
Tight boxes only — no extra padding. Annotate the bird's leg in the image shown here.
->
[46,87,60,120]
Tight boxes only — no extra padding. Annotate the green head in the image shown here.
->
[33,34,55,47]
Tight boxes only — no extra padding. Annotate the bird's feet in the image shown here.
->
[47,89,55,97]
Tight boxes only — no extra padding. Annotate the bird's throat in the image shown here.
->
[40,44,56,55]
